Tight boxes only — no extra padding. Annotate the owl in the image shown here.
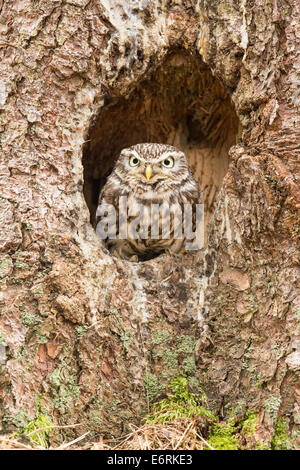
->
[95,143,202,261]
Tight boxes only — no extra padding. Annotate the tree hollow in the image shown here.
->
[83,51,239,243]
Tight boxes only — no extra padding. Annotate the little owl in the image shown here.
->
[95,143,202,261]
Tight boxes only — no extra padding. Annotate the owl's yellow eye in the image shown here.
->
[162,157,174,168]
[129,155,139,167]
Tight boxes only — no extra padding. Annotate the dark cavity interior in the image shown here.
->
[82,51,239,241]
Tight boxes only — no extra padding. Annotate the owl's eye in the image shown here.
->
[129,155,139,167]
[162,157,174,168]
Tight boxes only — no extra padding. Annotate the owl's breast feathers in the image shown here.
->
[96,176,202,261]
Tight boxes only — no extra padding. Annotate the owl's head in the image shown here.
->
[113,143,191,192]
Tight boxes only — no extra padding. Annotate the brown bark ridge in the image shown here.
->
[0,0,299,447]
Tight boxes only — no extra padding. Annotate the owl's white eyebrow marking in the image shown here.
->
[122,150,182,164]
[148,152,180,164]
[123,149,140,158]
[160,151,180,160]
[123,149,144,162]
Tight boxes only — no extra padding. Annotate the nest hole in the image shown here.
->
[83,51,239,245]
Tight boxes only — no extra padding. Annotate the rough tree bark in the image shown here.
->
[0,0,299,448]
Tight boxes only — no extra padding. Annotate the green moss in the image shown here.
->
[145,376,214,424]
[149,332,201,410]
[208,417,239,450]
[240,410,258,437]
[271,418,292,450]
[255,441,271,450]
[3,395,54,448]
[18,395,54,448]
[24,412,53,448]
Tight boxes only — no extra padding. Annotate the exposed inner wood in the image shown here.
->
[83,51,239,241]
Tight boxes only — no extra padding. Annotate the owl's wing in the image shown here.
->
[179,177,203,244]
[180,175,202,205]
[95,177,133,247]
[95,179,118,240]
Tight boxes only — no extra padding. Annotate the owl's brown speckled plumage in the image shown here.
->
[96,143,202,261]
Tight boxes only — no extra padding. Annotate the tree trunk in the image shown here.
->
[0,0,299,448]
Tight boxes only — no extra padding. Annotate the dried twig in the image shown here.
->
[0,437,42,450]
[56,432,90,450]
[26,422,83,437]
[173,421,194,450]
[195,432,215,450]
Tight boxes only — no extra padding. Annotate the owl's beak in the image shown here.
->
[145,165,153,180]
